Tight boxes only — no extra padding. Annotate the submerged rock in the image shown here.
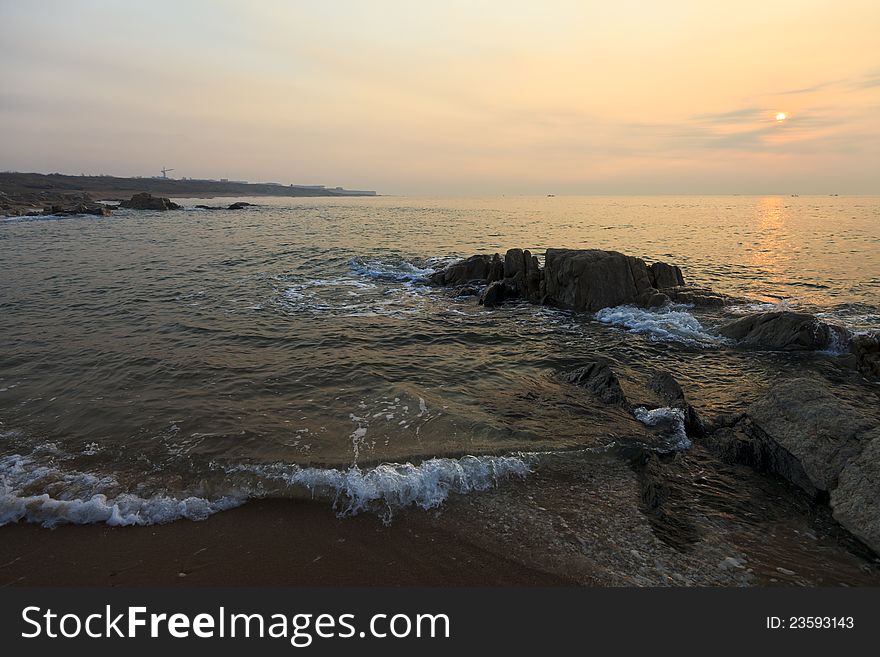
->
[557,359,629,407]
[120,192,181,211]
[718,311,846,351]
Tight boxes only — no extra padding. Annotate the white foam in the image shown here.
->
[229,454,531,520]
[0,454,241,528]
[594,304,721,345]
[349,257,435,283]
[633,406,691,449]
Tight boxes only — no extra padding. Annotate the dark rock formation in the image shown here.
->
[557,359,629,407]
[833,436,880,555]
[478,280,509,307]
[718,311,846,351]
[543,249,659,312]
[850,333,880,379]
[119,192,181,211]
[428,247,742,314]
[649,262,685,289]
[648,371,705,437]
[227,201,253,210]
[44,202,111,217]
[428,254,503,286]
[503,248,545,303]
[704,378,880,555]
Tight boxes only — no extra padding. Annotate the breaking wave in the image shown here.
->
[0,453,242,528]
[1,448,531,528]
[227,454,531,521]
[349,257,437,283]
[594,304,721,346]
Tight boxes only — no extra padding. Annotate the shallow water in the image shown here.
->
[1,195,878,526]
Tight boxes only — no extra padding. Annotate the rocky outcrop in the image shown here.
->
[718,311,846,351]
[503,249,545,303]
[119,192,181,211]
[428,254,503,287]
[44,201,111,217]
[429,247,743,313]
[850,333,880,379]
[832,436,880,555]
[543,249,670,312]
[649,262,685,289]
[705,378,880,555]
[557,359,629,407]
[195,201,255,211]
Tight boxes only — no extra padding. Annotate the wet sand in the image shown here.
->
[0,498,569,587]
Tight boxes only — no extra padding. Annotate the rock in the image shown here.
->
[704,378,880,555]
[119,192,181,211]
[558,359,629,406]
[717,311,846,351]
[746,378,871,494]
[44,202,111,217]
[648,371,705,437]
[503,249,545,302]
[543,249,659,312]
[428,254,503,286]
[850,333,880,379]
[227,201,253,210]
[832,435,880,555]
[479,280,507,307]
[649,262,685,288]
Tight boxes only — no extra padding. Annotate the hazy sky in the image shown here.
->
[1,0,878,194]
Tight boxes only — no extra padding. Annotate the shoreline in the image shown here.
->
[3,444,878,587]
[0,498,568,587]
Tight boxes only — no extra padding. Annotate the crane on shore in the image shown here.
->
[161,167,175,179]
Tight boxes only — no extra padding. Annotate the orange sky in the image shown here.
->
[1,0,878,194]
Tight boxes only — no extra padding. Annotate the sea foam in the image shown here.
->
[0,450,530,527]
[228,454,531,520]
[633,406,691,449]
[594,304,720,345]
[0,453,242,528]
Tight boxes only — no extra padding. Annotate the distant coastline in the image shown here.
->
[0,171,377,216]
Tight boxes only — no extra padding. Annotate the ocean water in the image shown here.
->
[1,195,878,526]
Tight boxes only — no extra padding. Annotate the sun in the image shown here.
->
[775,112,787,123]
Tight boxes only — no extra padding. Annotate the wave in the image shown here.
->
[593,304,721,346]
[227,454,531,521]
[1,449,531,528]
[0,453,242,528]
[349,257,436,284]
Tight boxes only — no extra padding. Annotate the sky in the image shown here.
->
[1,0,878,195]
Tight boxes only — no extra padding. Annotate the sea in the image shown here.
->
[1,195,878,526]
